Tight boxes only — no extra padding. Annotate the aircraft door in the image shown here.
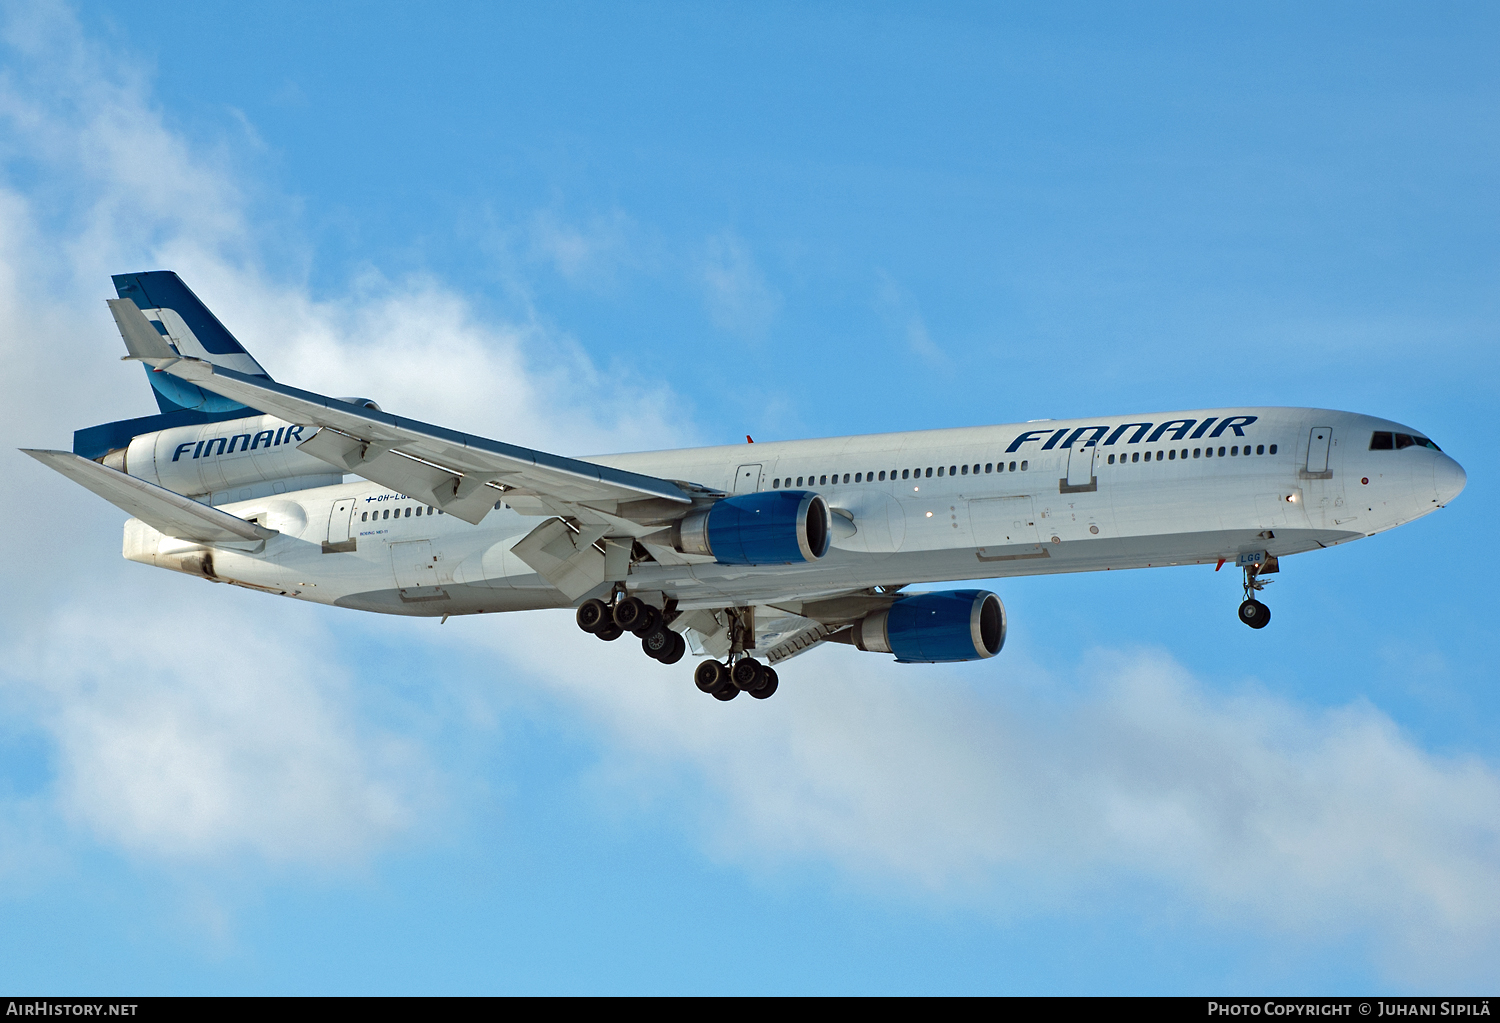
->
[1306,427,1332,475]
[733,463,763,493]
[325,498,358,552]
[391,539,439,590]
[968,494,1041,546]
[1063,444,1097,492]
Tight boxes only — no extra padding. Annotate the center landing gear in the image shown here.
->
[694,656,778,701]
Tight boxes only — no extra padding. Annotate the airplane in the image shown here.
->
[23,272,1467,702]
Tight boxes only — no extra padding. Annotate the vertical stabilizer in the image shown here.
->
[111,271,271,414]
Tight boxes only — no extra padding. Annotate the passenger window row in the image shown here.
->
[771,460,1030,490]
[1105,444,1276,464]
[360,505,445,522]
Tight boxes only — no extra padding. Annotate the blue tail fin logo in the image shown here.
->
[112,271,272,414]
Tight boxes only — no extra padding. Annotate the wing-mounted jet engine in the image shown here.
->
[671,490,831,565]
[844,589,1006,662]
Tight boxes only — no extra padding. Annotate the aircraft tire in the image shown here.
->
[712,683,741,701]
[596,622,624,641]
[576,598,610,634]
[1238,599,1271,629]
[614,596,647,631]
[694,659,728,693]
[641,628,672,660]
[630,605,661,638]
[658,632,687,665]
[731,657,764,692]
[750,667,779,699]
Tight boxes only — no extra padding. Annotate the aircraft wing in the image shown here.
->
[22,449,276,545]
[155,359,695,527]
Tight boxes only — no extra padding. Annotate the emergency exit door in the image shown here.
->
[733,464,763,493]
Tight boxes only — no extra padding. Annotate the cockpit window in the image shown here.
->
[1371,430,1441,452]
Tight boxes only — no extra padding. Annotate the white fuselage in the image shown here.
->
[122,406,1465,617]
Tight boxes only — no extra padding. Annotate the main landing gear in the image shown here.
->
[574,596,780,701]
[693,657,779,701]
[1236,555,1277,630]
[576,594,687,664]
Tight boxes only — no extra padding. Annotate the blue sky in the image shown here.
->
[0,0,1497,993]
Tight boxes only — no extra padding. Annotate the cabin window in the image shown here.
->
[1107,454,1115,464]
[843,473,850,483]
[1217,447,1226,457]
[1020,460,1028,470]
[879,471,886,481]
[925,467,933,478]
[902,470,909,479]
[937,466,945,477]
[960,464,967,475]
[1169,449,1176,460]
[1256,445,1264,455]
[1181,449,1188,459]
[950,465,957,476]
[854,473,861,482]
[772,478,779,488]
[382,509,390,519]
[1193,448,1200,458]
[361,512,368,521]
[1269,444,1278,454]
[1231,446,1239,456]
[796,476,804,486]
[405,507,411,517]
[985,463,993,473]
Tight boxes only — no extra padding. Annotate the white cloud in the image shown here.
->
[700,231,781,335]
[456,611,1500,983]
[0,1,688,869]
[8,594,429,863]
[1,1,1498,988]
[876,270,948,366]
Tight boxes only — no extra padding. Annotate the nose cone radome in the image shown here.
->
[1435,454,1467,506]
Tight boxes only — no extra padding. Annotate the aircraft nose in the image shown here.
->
[1434,454,1466,506]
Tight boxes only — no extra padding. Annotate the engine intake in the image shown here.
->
[674,491,830,565]
[853,590,1006,662]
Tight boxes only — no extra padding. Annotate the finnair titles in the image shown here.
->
[25,272,1467,703]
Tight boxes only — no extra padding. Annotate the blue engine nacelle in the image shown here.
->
[852,590,1006,662]
[673,491,831,565]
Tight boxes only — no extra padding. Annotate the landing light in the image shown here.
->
[925,511,933,518]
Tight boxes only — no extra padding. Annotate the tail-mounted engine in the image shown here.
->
[852,589,1006,662]
[673,491,831,565]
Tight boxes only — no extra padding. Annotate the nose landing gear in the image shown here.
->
[1235,553,1277,629]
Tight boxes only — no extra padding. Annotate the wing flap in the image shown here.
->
[23,449,276,545]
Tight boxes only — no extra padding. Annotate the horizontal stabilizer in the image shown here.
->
[21,449,276,545]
